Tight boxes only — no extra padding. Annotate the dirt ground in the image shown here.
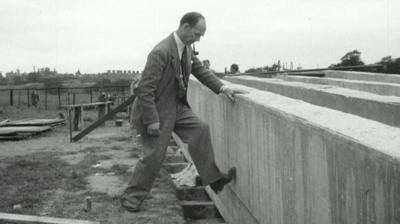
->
[0,106,185,224]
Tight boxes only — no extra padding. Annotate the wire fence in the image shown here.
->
[0,85,130,110]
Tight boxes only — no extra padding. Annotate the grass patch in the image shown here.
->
[0,151,113,214]
[129,152,140,158]
[108,164,130,175]
[110,145,123,151]
[107,136,132,142]
[80,146,102,153]
[0,152,75,214]
[83,117,94,122]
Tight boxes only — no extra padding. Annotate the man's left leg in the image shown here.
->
[173,103,235,193]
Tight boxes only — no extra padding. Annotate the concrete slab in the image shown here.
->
[324,70,400,84]
[188,78,400,224]
[277,74,400,96]
[225,76,400,127]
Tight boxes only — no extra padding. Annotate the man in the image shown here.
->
[31,90,39,107]
[202,59,210,70]
[121,12,247,212]
[230,63,240,74]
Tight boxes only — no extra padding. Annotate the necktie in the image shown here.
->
[178,46,187,99]
[181,46,188,85]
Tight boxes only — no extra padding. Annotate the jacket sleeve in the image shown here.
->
[190,53,224,94]
[134,49,166,125]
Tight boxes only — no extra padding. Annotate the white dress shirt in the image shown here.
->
[173,32,186,60]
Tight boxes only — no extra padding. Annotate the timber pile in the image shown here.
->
[2,118,65,127]
[0,118,65,141]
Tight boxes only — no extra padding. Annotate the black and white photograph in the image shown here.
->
[0,0,399,223]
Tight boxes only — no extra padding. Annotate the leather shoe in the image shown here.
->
[120,197,144,212]
[210,167,236,194]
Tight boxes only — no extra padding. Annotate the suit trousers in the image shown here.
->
[123,101,223,199]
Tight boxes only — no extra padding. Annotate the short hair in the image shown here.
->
[230,64,239,71]
[180,12,204,27]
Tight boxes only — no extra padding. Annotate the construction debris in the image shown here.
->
[0,118,65,141]
[0,212,100,224]
[171,163,199,187]
[2,118,65,127]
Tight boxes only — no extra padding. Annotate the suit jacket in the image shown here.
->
[131,33,223,133]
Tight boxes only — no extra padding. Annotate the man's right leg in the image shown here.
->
[121,121,174,212]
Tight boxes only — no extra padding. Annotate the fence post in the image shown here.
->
[67,92,70,105]
[27,88,30,107]
[73,106,81,131]
[90,87,93,103]
[10,89,13,106]
[98,103,106,127]
[58,87,61,108]
[45,88,48,109]
[18,90,21,105]
[122,87,125,102]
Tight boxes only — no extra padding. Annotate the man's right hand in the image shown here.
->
[147,122,160,136]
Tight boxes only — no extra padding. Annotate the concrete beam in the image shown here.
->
[225,76,400,128]
[188,78,400,224]
[324,70,400,84]
[277,74,400,96]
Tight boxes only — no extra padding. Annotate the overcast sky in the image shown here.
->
[0,0,399,74]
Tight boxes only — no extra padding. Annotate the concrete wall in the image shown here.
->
[324,70,400,84]
[188,78,400,224]
[277,75,400,97]
[225,76,400,128]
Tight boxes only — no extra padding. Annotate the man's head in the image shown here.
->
[176,12,206,45]
[203,60,210,69]
[230,64,239,74]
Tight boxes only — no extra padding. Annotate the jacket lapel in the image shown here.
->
[167,33,181,80]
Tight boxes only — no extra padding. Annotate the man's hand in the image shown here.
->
[147,122,160,136]
[220,85,249,102]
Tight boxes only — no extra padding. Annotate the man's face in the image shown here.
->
[182,19,206,45]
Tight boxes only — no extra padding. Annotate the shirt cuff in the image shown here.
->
[219,85,228,93]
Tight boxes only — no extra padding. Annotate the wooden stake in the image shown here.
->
[0,212,100,224]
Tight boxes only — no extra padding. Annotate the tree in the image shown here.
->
[330,50,365,68]
[332,50,365,67]
[42,77,63,93]
[378,56,400,74]
[13,76,23,85]
[26,72,41,83]
[94,78,112,88]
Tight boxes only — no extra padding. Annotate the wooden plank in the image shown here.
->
[0,126,51,135]
[0,135,27,140]
[4,119,65,127]
[0,119,10,126]
[0,212,99,224]
[80,106,84,129]
[61,101,113,109]
[172,132,192,163]
[72,94,136,142]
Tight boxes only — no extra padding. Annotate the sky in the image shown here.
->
[0,0,399,74]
